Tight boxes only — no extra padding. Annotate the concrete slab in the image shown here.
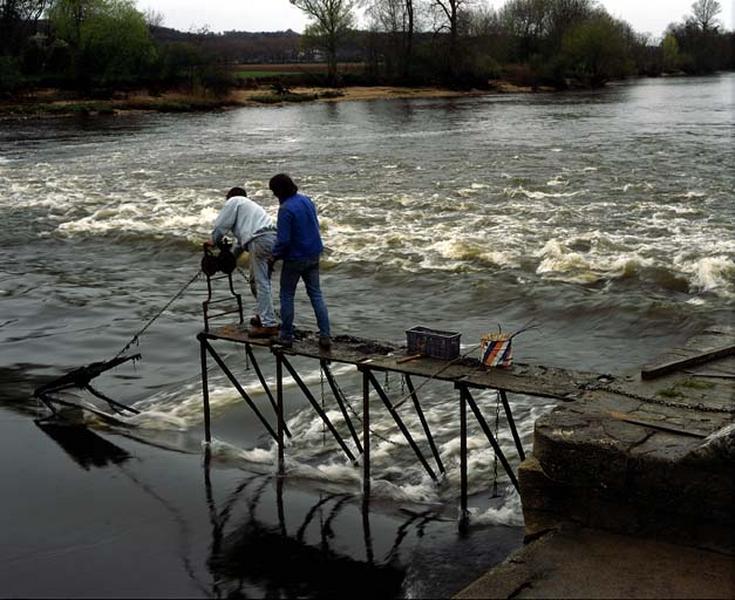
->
[455,526,735,599]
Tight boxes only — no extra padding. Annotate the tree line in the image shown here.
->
[1,0,732,96]
[0,0,238,95]
[296,0,733,87]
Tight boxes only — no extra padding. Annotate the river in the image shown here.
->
[0,74,733,597]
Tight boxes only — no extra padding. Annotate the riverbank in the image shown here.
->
[0,82,534,118]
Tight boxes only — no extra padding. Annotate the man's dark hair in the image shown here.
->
[269,174,298,200]
[226,186,247,199]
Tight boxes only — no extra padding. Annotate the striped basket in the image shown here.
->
[481,333,513,368]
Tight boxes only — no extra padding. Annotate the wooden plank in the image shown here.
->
[203,324,597,399]
[641,344,735,380]
[396,353,424,364]
[608,411,708,438]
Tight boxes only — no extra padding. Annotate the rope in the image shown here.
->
[114,270,202,359]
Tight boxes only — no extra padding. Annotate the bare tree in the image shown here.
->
[500,0,549,60]
[290,0,356,85]
[0,0,49,54]
[365,0,415,78]
[690,0,721,32]
[143,8,164,29]
[429,0,474,78]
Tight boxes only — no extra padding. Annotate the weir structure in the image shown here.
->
[195,253,734,539]
[196,322,601,526]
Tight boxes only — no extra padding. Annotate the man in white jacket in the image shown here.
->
[208,187,278,337]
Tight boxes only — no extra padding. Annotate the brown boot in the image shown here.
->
[248,325,279,338]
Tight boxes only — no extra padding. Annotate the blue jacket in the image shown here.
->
[272,193,324,261]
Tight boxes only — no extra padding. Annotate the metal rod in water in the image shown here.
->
[362,367,370,498]
[203,339,277,441]
[276,351,285,477]
[246,344,291,439]
[404,374,445,474]
[321,360,363,454]
[199,334,212,443]
[499,389,525,461]
[463,386,520,492]
[280,354,356,462]
[459,385,468,527]
[367,371,437,482]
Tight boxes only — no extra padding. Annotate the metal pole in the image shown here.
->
[459,385,468,528]
[85,384,140,415]
[276,476,286,536]
[246,344,291,438]
[362,367,370,498]
[203,339,277,441]
[499,389,525,461]
[276,351,285,477]
[322,360,363,454]
[362,496,374,565]
[464,387,520,492]
[367,371,437,482]
[405,374,445,474]
[199,333,211,443]
[202,445,222,599]
[280,355,356,462]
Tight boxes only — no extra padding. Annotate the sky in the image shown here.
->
[136,0,734,39]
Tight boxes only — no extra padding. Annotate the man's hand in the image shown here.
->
[203,240,215,248]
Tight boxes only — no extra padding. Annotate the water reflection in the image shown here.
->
[202,450,425,599]
[21,398,521,599]
[34,419,131,469]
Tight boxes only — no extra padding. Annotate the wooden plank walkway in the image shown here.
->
[206,324,603,401]
[201,323,734,537]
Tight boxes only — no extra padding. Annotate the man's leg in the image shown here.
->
[249,234,277,328]
[302,257,330,338]
[279,259,301,341]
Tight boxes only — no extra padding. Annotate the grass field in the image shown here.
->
[233,63,364,78]
[235,70,300,79]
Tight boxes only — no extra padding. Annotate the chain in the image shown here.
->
[585,382,735,414]
[491,391,501,498]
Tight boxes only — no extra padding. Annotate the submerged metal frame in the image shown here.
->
[362,368,438,482]
[199,334,278,442]
[277,350,358,464]
[197,330,528,528]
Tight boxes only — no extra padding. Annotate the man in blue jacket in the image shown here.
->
[268,174,331,350]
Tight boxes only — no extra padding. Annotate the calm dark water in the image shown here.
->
[0,74,733,597]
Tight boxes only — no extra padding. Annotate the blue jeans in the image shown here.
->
[248,232,277,327]
[279,256,330,340]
